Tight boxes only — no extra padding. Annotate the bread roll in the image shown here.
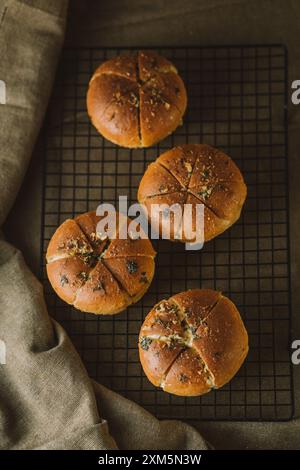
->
[137,144,247,242]
[46,211,156,315]
[87,50,187,148]
[139,289,248,396]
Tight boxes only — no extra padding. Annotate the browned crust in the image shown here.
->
[189,144,245,186]
[87,50,187,148]
[103,236,156,259]
[46,211,156,315]
[185,192,232,242]
[138,50,178,81]
[142,72,187,114]
[137,144,247,242]
[189,182,246,221]
[75,212,108,255]
[139,289,248,396]
[139,83,182,148]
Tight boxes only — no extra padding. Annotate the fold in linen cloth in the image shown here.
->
[0,0,208,450]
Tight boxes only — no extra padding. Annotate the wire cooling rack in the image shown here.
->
[40,45,294,421]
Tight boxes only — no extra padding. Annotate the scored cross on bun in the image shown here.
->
[87,50,187,148]
[137,143,247,242]
[139,289,248,396]
[46,211,156,315]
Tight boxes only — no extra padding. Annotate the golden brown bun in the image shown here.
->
[139,289,248,396]
[46,211,156,315]
[140,339,184,388]
[137,144,247,242]
[87,50,187,148]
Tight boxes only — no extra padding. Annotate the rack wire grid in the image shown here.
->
[40,45,294,421]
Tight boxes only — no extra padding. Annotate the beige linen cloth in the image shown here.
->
[0,0,208,450]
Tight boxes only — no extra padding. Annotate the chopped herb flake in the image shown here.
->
[126,260,138,274]
[179,373,189,383]
[77,271,89,282]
